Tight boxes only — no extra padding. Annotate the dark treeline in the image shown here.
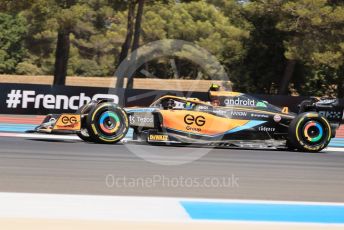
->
[0,0,343,97]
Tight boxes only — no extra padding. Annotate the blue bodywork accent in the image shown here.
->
[124,108,157,113]
[225,120,266,134]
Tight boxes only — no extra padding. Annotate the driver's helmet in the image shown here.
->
[208,83,221,104]
[208,83,221,92]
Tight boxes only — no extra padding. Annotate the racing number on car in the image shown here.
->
[282,107,289,114]
[184,114,206,126]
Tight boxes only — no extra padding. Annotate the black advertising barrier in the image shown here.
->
[0,83,206,115]
[0,83,343,115]
[0,83,123,115]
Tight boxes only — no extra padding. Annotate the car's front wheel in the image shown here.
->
[85,103,129,144]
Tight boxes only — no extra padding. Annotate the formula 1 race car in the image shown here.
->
[33,89,343,152]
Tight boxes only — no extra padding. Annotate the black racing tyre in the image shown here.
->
[288,112,332,152]
[76,101,97,142]
[85,103,129,144]
[285,140,296,151]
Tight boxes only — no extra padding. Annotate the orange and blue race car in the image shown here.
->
[33,87,343,152]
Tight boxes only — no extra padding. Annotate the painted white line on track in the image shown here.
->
[0,132,343,152]
[0,192,344,226]
[0,132,80,140]
[325,147,344,152]
[0,193,189,221]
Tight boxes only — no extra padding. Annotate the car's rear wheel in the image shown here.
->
[288,112,332,152]
[86,103,129,144]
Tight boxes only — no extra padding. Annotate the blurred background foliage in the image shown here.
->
[0,0,343,96]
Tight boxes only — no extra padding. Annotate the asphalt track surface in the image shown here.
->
[0,136,344,203]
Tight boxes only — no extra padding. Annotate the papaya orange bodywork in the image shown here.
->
[160,110,249,136]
